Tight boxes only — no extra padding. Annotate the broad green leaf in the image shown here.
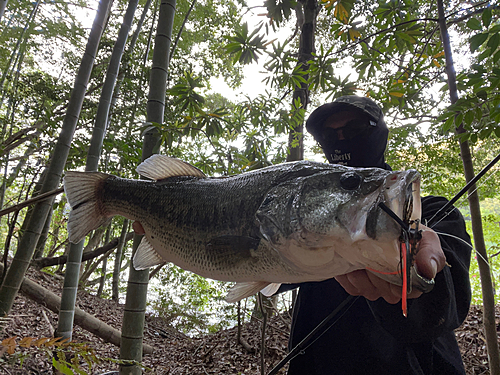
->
[475,107,483,121]
[494,50,500,63]
[482,7,492,28]
[464,110,475,127]
[477,90,488,100]
[477,49,492,61]
[443,117,454,132]
[470,33,489,52]
[455,113,464,128]
[466,18,482,31]
[487,33,500,52]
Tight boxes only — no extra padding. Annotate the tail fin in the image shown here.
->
[64,171,110,244]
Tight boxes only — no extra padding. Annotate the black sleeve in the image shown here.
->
[366,196,472,343]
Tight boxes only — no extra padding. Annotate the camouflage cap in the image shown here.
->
[306,95,384,139]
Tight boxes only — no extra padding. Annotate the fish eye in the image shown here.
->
[340,172,362,190]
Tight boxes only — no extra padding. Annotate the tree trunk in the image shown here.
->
[56,0,138,342]
[286,0,318,162]
[0,0,7,24]
[0,0,40,119]
[0,0,112,319]
[437,0,500,373]
[120,1,176,373]
[97,259,107,298]
[112,220,130,302]
[33,203,53,259]
[96,224,111,298]
[107,0,153,130]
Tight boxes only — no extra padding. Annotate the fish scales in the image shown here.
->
[84,165,314,280]
[64,155,428,302]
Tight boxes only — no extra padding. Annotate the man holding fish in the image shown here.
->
[64,96,472,374]
[282,96,471,374]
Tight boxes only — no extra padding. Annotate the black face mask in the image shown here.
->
[319,119,389,169]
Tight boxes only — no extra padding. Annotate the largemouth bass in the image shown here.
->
[64,155,428,302]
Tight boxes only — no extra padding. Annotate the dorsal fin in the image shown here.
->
[136,154,206,181]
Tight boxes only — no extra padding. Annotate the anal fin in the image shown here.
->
[260,283,282,297]
[225,281,280,303]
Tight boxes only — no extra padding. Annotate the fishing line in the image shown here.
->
[267,156,499,374]
[427,151,500,227]
[425,229,474,251]
[267,295,359,375]
[429,229,489,268]
[428,166,500,230]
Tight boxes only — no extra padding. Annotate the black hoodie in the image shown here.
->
[283,96,471,375]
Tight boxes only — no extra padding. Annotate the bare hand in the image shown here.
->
[334,226,446,304]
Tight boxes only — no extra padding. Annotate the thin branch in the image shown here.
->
[0,186,64,218]
[326,18,438,59]
[32,232,134,269]
[170,0,197,61]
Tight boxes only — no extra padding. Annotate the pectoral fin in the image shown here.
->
[133,237,164,270]
[206,235,260,257]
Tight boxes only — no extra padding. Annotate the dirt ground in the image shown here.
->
[0,267,496,375]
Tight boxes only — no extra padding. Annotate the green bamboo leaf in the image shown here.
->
[397,31,415,43]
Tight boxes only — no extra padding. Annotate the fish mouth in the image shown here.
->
[373,170,434,292]
[365,170,421,240]
[383,169,421,228]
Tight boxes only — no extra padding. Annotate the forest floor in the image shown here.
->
[0,267,496,375]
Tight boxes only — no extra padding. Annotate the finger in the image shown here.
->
[365,271,401,304]
[335,274,362,296]
[345,270,381,301]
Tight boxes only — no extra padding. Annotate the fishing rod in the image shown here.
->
[265,205,416,375]
[267,295,359,375]
[268,201,416,375]
[267,152,500,374]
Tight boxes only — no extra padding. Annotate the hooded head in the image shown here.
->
[306,96,390,170]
